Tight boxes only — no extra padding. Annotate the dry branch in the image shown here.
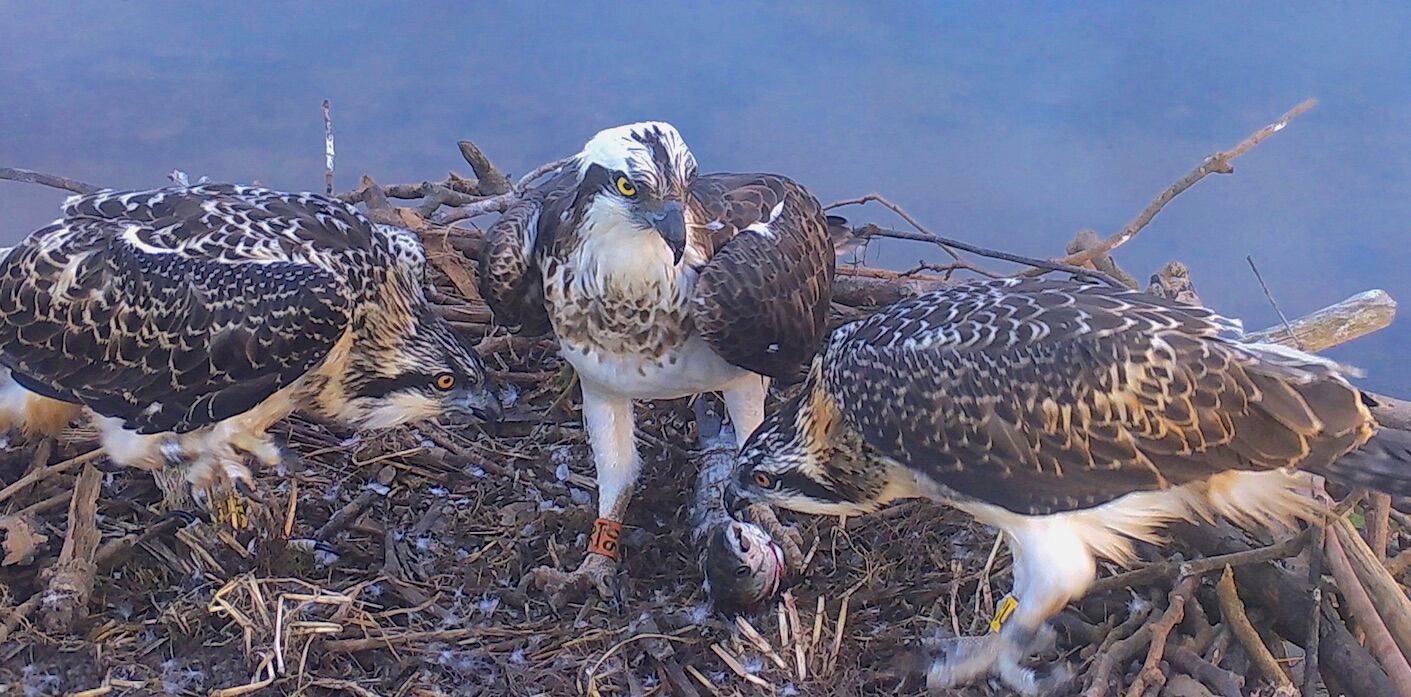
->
[1088,530,1308,595]
[1243,288,1397,351]
[0,167,100,195]
[1215,565,1295,693]
[1331,517,1411,667]
[1181,521,1397,697]
[1036,98,1318,273]
[39,461,102,633]
[1127,575,1198,697]
[1325,522,1411,694]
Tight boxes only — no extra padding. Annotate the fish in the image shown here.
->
[692,397,789,615]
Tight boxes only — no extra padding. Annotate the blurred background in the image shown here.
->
[1,2,1407,392]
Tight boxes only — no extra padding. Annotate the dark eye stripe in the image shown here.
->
[357,372,442,397]
[777,470,847,503]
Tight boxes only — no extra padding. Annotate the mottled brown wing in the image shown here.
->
[689,173,836,382]
[0,192,354,434]
[478,170,578,336]
[825,278,1373,515]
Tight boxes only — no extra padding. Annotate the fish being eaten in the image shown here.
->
[692,397,801,615]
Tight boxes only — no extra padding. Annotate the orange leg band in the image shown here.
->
[587,517,624,561]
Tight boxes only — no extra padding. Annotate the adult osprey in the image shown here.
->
[480,122,835,603]
[0,184,501,519]
[726,277,1411,694]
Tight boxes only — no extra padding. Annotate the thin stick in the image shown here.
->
[1215,565,1296,693]
[1247,255,1304,350]
[0,167,101,195]
[824,194,963,262]
[322,99,335,196]
[829,207,1125,286]
[1127,575,1198,697]
[515,156,573,191]
[1040,98,1318,273]
[1242,288,1397,352]
[1088,529,1309,594]
[1303,519,1325,696]
[0,448,103,505]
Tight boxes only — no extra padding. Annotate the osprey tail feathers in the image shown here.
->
[1307,427,1411,496]
[0,368,79,438]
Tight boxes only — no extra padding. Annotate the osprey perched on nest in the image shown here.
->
[481,122,835,604]
[0,184,501,519]
[726,277,1411,694]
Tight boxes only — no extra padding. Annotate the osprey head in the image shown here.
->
[341,308,502,430]
[575,121,698,264]
[724,374,916,518]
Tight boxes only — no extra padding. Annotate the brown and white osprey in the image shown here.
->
[726,277,1411,694]
[480,122,835,603]
[0,184,501,518]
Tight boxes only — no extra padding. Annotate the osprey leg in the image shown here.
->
[524,385,636,608]
[927,527,1084,694]
[721,374,768,446]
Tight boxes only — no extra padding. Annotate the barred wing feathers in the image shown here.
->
[824,278,1376,515]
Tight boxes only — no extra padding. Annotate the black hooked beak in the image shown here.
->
[465,390,504,424]
[648,200,687,264]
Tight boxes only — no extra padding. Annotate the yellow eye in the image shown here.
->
[615,175,637,197]
[753,471,775,489]
[434,373,456,391]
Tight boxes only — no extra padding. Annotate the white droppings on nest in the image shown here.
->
[498,383,521,408]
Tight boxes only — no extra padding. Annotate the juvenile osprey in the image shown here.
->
[0,184,501,518]
[481,122,835,603]
[726,277,1411,694]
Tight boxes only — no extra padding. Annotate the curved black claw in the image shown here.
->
[233,478,267,505]
[161,510,204,527]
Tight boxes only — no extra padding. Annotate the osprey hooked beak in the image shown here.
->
[648,199,687,264]
[461,390,504,424]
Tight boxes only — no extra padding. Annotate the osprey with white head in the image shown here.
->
[481,121,840,606]
[575,121,698,264]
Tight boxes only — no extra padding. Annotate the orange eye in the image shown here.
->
[434,373,456,391]
[615,175,637,197]
[753,471,774,489]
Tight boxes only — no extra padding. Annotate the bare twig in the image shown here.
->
[1215,565,1296,694]
[1083,602,1155,697]
[1128,575,1199,697]
[1165,645,1243,697]
[456,141,513,195]
[0,593,42,643]
[1037,98,1318,273]
[833,214,1125,286]
[40,462,103,633]
[1246,255,1304,350]
[825,195,964,262]
[1243,288,1397,351]
[1370,493,1392,561]
[0,167,101,195]
[1088,530,1309,595]
[1304,518,1326,696]
[0,449,103,505]
[514,156,573,191]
